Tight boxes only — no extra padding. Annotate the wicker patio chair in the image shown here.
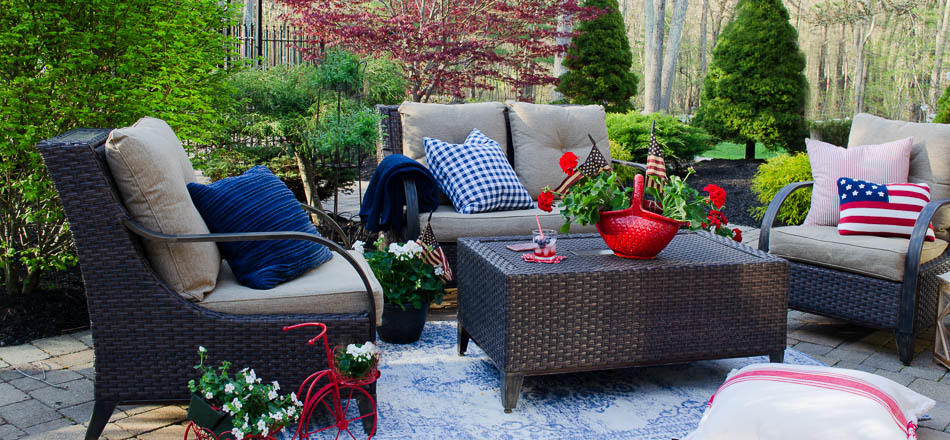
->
[38,128,377,440]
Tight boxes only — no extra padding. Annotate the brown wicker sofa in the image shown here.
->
[376,102,645,266]
[38,128,379,439]
[758,113,950,365]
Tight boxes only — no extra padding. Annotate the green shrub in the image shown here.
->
[609,139,639,185]
[749,152,812,225]
[606,112,717,174]
[0,0,238,295]
[364,56,407,106]
[808,119,851,147]
[936,84,950,124]
[555,0,637,112]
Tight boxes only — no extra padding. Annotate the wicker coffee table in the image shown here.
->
[456,231,789,412]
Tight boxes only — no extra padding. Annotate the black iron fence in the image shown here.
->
[226,24,318,68]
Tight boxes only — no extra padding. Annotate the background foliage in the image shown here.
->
[749,152,813,225]
[0,0,238,296]
[557,0,638,112]
[937,84,950,124]
[693,0,808,157]
[807,118,851,147]
[605,112,717,174]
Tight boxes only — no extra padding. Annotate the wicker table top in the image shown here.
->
[461,231,783,275]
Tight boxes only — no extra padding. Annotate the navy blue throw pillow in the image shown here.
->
[187,166,332,289]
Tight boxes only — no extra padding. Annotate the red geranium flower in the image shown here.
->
[732,228,742,242]
[703,184,726,209]
[538,190,554,212]
[559,152,579,176]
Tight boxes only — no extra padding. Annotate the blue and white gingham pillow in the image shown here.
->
[424,129,535,214]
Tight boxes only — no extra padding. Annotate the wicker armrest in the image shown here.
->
[121,218,376,323]
[757,181,814,251]
[899,197,950,337]
[611,159,647,172]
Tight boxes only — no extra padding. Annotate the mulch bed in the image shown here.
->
[0,158,764,346]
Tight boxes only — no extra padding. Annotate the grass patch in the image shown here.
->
[700,142,788,160]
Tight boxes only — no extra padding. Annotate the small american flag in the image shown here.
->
[553,134,612,194]
[837,177,935,241]
[645,121,668,191]
[419,215,453,282]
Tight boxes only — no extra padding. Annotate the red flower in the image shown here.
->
[732,228,742,242]
[559,152,579,176]
[703,184,726,209]
[706,210,728,227]
[538,190,554,212]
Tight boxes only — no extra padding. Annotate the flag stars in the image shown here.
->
[842,194,847,199]
[846,184,853,190]
[879,191,885,197]
[853,190,859,196]
[859,184,866,189]
[840,179,847,185]
[866,190,872,195]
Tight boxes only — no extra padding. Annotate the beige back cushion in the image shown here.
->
[849,113,950,240]
[398,102,508,167]
[105,117,220,300]
[507,102,611,198]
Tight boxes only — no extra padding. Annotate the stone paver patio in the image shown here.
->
[3,310,950,439]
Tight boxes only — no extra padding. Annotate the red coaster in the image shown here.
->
[521,253,566,264]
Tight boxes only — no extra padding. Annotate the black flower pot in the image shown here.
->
[377,302,429,344]
[186,393,233,437]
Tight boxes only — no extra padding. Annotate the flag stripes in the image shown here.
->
[837,178,935,241]
[645,120,668,192]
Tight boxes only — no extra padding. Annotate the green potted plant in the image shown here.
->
[186,347,303,439]
[333,341,381,383]
[359,236,444,343]
[540,152,741,258]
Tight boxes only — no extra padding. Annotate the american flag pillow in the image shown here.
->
[837,177,935,241]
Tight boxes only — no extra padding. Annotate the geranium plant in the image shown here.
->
[187,347,302,439]
[361,236,444,310]
[334,342,380,380]
[644,168,742,242]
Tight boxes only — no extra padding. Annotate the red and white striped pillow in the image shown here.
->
[837,177,935,241]
[803,137,913,226]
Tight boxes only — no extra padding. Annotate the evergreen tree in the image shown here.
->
[936,84,950,124]
[556,0,637,113]
[693,0,807,159]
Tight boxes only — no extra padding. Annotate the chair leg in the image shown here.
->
[85,400,117,440]
[897,331,915,365]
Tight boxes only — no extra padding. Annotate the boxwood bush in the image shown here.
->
[605,112,716,175]
[749,152,813,225]
[807,119,851,147]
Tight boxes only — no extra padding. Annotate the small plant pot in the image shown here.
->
[377,302,429,344]
[186,393,233,438]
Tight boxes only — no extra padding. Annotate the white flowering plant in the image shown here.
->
[187,347,303,439]
[361,236,444,310]
[333,341,380,380]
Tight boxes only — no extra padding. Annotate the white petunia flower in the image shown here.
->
[352,240,365,254]
[204,391,213,399]
[434,266,444,276]
[224,383,235,394]
[231,428,244,440]
[257,419,267,432]
[271,412,283,421]
[198,346,206,353]
[231,398,243,411]
[268,389,278,400]
[245,369,257,384]
[271,381,280,391]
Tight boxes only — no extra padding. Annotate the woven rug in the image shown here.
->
[291,320,821,440]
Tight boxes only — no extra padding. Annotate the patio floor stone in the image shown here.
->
[3,296,950,436]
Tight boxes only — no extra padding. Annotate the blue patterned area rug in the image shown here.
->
[292,321,820,440]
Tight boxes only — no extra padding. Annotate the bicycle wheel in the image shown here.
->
[297,385,377,440]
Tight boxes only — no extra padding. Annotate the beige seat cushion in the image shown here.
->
[399,102,508,167]
[507,102,611,198]
[105,117,220,301]
[202,251,384,326]
[769,225,948,282]
[849,113,950,240]
[420,204,598,242]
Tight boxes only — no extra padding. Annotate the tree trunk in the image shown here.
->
[834,24,847,115]
[816,25,828,116]
[658,0,689,111]
[931,0,950,107]
[294,151,320,208]
[853,17,875,115]
[642,0,665,113]
[700,0,708,77]
[745,139,756,160]
[552,13,573,102]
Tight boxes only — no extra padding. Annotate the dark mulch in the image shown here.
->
[0,265,88,346]
[688,159,763,228]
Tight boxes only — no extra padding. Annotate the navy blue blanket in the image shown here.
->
[360,154,441,233]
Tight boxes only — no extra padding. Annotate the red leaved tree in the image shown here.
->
[276,0,597,102]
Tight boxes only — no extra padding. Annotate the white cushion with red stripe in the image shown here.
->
[685,363,934,440]
[837,177,935,241]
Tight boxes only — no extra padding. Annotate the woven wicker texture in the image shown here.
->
[458,232,788,375]
[38,129,376,406]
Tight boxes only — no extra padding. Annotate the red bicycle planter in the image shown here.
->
[284,323,378,440]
